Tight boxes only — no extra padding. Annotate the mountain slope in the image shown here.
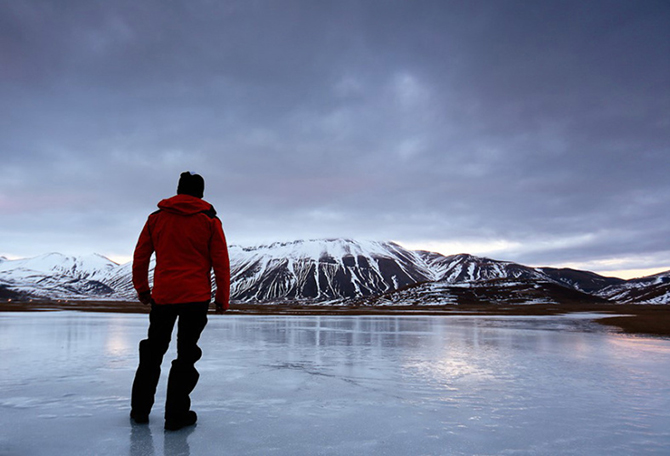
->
[419,252,550,283]
[537,267,626,293]
[597,271,670,304]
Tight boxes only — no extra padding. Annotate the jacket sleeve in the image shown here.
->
[210,217,231,308]
[132,218,155,294]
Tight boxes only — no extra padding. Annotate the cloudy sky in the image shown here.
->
[1,0,669,278]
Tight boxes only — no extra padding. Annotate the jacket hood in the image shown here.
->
[158,194,214,215]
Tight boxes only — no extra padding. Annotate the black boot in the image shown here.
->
[164,410,197,431]
[130,410,149,424]
[164,357,200,425]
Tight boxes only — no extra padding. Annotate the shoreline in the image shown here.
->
[1,300,669,339]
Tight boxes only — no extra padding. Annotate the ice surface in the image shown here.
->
[1,312,669,455]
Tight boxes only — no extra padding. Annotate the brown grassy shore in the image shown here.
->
[1,300,669,339]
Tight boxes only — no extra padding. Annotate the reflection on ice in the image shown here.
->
[0,312,669,455]
[130,421,195,456]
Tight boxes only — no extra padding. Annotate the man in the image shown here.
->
[130,171,230,431]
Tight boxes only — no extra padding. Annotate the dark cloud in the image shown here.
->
[1,0,669,276]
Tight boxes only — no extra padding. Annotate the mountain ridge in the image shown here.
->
[1,239,667,305]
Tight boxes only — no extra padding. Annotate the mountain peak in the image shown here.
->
[231,238,407,263]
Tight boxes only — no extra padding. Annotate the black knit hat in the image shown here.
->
[177,171,205,198]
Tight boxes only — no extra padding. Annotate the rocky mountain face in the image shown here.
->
[227,240,433,302]
[0,239,668,305]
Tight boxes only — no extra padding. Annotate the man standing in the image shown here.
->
[130,172,230,431]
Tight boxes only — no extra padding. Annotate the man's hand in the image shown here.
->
[138,290,153,306]
[215,301,228,314]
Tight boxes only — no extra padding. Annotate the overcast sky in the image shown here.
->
[1,0,669,278]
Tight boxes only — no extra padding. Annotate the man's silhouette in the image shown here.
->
[130,172,230,431]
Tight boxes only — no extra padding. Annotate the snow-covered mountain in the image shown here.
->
[228,239,435,302]
[420,252,549,283]
[224,240,589,303]
[0,253,119,299]
[0,239,668,304]
[597,270,670,304]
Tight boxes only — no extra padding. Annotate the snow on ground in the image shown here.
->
[1,312,669,455]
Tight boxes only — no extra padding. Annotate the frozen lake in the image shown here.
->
[1,312,669,455]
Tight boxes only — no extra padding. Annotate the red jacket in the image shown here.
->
[132,194,230,307]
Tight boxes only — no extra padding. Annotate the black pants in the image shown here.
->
[131,302,209,420]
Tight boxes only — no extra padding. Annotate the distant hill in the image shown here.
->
[536,267,626,293]
[348,278,610,307]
